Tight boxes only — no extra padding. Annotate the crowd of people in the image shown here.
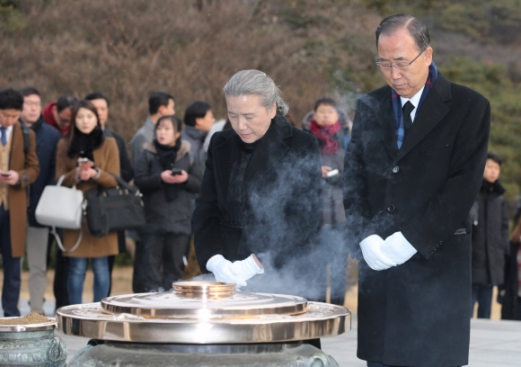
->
[1,12,521,367]
[0,79,353,317]
[0,88,215,315]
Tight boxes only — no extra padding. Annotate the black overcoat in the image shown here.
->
[471,180,509,286]
[343,73,490,367]
[193,117,323,283]
[500,241,520,320]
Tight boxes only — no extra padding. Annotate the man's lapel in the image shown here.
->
[395,74,452,162]
[376,88,400,160]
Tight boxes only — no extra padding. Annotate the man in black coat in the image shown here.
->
[343,15,490,367]
[470,153,509,319]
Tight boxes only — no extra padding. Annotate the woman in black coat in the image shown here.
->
[193,70,323,296]
[133,115,201,292]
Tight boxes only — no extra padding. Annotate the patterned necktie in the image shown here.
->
[402,101,415,138]
[0,127,6,146]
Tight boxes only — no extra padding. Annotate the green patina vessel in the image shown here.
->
[0,317,67,366]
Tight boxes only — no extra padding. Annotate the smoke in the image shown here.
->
[190,224,351,303]
[193,124,359,303]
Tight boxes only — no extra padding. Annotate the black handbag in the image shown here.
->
[84,174,146,237]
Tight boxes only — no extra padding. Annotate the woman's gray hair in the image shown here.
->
[223,70,289,116]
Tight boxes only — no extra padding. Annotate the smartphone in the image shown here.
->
[77,157,90,163]
[171,168,183,176]
[326,169,339,177]
[0,172,10,177]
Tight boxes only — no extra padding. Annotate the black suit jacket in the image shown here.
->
[194,117,323,278]
[105,128,134,182]
[344,73,490,366]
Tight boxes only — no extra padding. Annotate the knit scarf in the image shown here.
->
[67,125,104,161]
[153,138,181,202]
[392,62,438,149]
[310,120,342,155]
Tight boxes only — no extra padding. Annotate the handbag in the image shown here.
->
[35,175,83,253]
[83,174,145,237]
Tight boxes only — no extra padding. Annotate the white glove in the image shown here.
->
[206,255,247,288]
[381,231,417,265]
[359,234,397,271]
[206,254,264,288]
[231,254,264,283]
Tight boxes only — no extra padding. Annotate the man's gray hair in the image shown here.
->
[223,70,289,116]
[376,14,430,52]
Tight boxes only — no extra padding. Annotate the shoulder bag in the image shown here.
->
[83,174,145,237]
[35,175,83,252]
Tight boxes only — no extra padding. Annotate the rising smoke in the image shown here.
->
[191,122,357,302]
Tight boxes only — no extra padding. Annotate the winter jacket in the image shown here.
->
[311,128,346,226]
[182,125,207,166]
[55,137,120,258]
[130,117,155,168]
[134,140,202,235]
[500,241,520,320]
[104,128,134,182]
[194,116,323,274]
[26,116,61,227]
[5,122,40,257]
[42,101,68,136]
[471,179,509,286]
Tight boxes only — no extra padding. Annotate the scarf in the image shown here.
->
[310,120,342,155]
[392,62,438,149]
[153,138,182,202]
[67,126,104,161]
[30,115,44,133]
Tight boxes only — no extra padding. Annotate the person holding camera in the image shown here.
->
[55,99,120,305]
[133,115,202,292]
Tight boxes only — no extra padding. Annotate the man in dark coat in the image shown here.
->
[470,153,509,319]
[0,88,39,316]
[343,15,490,367]
[20,87,61,315]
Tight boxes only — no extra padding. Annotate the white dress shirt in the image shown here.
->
[0,125,13,145]
[400,86,425,123]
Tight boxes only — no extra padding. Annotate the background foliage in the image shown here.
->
[1,0,520,200]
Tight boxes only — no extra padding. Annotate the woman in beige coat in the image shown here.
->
[55,99,120,304]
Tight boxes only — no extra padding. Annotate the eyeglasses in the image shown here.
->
[376,49,425,72]
[24,101,41,107]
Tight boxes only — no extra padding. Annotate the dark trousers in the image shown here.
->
[0,205,21,316]
[471,284,493,319]
[133,231,189,293]
[53,230,70,310]
[107,230,127,296]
